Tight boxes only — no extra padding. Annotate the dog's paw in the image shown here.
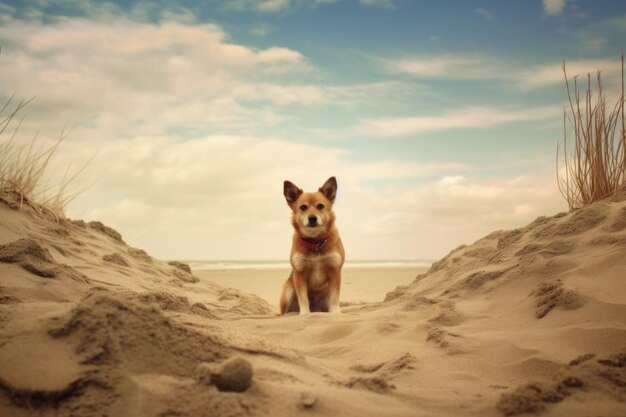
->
[329,304,342,314]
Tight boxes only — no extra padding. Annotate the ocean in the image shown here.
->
[185,260,433,271]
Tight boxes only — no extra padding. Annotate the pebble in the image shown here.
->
[300,392,317,409]
[196,356,253,392]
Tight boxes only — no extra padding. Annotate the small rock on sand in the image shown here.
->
[196,356,253,392]
[300,392,317,409]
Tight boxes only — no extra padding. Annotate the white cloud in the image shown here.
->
[389,56,491,79]
[0,17,304,74]
[543,0,566,15]
[359,106,562,137]
[60,133,461,210]
[520,59,623,89]
[223,0,338,13]
[386,55,623,90]
[418,175,564,225]
[257,46,303,64]
[0,16,318,138]
[257,0,290,12]
[0,15,420,133]
[359,0,396,10]
[51,129,563,261]
[333,173,564,258]
[0,15,415,139]
[1,0,198,24]
[51,132,468,260]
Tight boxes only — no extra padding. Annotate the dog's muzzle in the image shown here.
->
[304,214,322,227]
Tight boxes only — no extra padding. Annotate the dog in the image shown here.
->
[279,176,345,315]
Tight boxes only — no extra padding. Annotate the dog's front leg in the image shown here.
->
[293,271,310,314]
[327,268,342,313]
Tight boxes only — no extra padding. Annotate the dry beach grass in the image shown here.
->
[0,96,86,220]
[558,55,626,210]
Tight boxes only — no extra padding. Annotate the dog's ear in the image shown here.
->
[283,180,303,205]
[319,176,337,203]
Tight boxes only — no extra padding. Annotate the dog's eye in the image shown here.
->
[316,203,325,210]
[299,204,308,211]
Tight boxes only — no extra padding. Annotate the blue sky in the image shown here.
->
[0,0,624,260]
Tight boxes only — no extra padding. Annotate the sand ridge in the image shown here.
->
[1,190,626,416]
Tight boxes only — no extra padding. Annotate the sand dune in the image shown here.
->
[1,188,625,416]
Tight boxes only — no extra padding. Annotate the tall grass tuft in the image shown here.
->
[0,96,86,220]
[557,54,626,211]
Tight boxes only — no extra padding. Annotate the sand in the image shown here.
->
[0,188,625,417]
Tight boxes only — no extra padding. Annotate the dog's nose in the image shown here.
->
[308,215,318,225]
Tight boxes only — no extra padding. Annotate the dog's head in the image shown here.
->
[283,177,337,238]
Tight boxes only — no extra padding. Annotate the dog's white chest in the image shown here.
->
[291,251,342,289]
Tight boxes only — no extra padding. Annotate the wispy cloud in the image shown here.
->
[543,0,566,15]
[387,55,506,80]
[475,8,494,20]
[519,59,623,89]
[0,0,198,23]
[385,55,623,89]
[560,14,626,53]
[250,22,272,36]
[359,0,396,10]
[257,0,290,12]
[219,0,339,13]
[359,106,562,137]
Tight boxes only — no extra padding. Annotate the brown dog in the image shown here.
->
[279,177,345,315]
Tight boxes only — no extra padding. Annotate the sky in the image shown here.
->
[0,0,625,261]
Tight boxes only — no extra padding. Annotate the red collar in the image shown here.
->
[299,236,328,252]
